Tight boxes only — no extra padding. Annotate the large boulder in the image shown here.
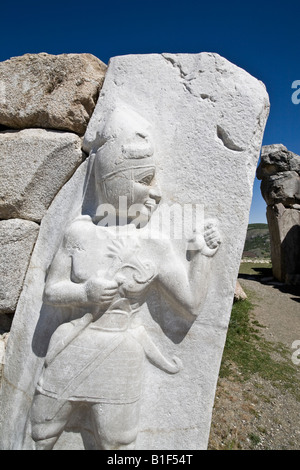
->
[260,171,300,206]
[258,144,300,206]
[0,53,107,135]
[0,219,39,314]
[257,144,300,179]
[0,129,85,222]
[258,144,300,283]
[267,203,300,284]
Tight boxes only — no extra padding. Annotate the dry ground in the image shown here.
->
[208,268,300,450]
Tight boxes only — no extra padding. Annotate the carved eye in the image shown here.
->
[139,175,153,186]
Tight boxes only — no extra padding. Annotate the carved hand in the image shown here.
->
[187,221,221,256]
[187,232,206,252]
[85,275,118,307]
[203,222,221,250]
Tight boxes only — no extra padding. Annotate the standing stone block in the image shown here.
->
[0,53,269,450]
[0,219,39,314]
[0,53,107,135]
[267,203,300,283]
[0,129,85,222]
[257,144,300,283]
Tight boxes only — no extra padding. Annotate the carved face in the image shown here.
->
[102,164,162,225]
[93,105,161,225]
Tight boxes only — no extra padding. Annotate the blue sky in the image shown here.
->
[1,0,300,223]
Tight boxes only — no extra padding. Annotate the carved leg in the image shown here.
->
[90,401,140,450]
[30,393,73,450]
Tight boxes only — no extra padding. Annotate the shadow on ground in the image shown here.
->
[239,267,300,302]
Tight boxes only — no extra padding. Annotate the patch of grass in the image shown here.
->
[243,224,271,258]
[239,262,272,277]
[247,224,269,230]
[248,432,261,447]
[219,291,300,401]
[223,439,241,450]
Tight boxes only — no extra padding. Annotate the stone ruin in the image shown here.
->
[0,52,269,449]
[257,144,300,284]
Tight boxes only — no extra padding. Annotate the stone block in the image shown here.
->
[267,203,300,283]
[234,281,247,302]
[0,219,39,314]
[0,53,107,135]
[0,53,269,450]
[260,171,300,206]
[257,144,300,283]
[257,144,300,179]
[0,129,85,222]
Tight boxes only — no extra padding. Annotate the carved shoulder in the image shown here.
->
[63,215,94,252]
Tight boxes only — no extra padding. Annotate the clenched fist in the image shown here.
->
[187,221,221,256]
[85,274,118,307]
[204,222,221,250]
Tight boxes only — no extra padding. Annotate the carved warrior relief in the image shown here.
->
[29,104,221,450]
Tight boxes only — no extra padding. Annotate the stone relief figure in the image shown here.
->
[29,104,221,450]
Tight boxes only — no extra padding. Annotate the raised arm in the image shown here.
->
[156,222,221,320]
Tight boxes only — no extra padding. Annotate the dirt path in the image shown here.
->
[240,277,300,349]
[208,273,300,450]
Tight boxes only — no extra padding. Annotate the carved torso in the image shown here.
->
[66,216,157,305]
[37,216,160,404]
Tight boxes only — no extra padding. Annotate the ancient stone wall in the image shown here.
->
[0,53,106,365]
[257,144,300,284]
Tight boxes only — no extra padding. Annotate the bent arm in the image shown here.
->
[156,251,210,319]
[156,232,219,320]
[44,231,118,309]
[43,245,88,307]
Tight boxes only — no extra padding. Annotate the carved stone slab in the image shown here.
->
[0,53,269,450]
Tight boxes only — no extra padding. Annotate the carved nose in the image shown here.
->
[149,186,162,204]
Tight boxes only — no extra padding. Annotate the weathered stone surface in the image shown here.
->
[257,145,300,283]
[0,219,39,314]
[0,53,269,450]
[260,171,300,206]
[267,203,300,284]
[257,144,300,206]
[0,53,107,134]
[257,144,300,179]
[234,281,247,302]
[0,129,85,222]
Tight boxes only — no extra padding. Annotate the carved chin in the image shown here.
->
[127,204,156,227]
